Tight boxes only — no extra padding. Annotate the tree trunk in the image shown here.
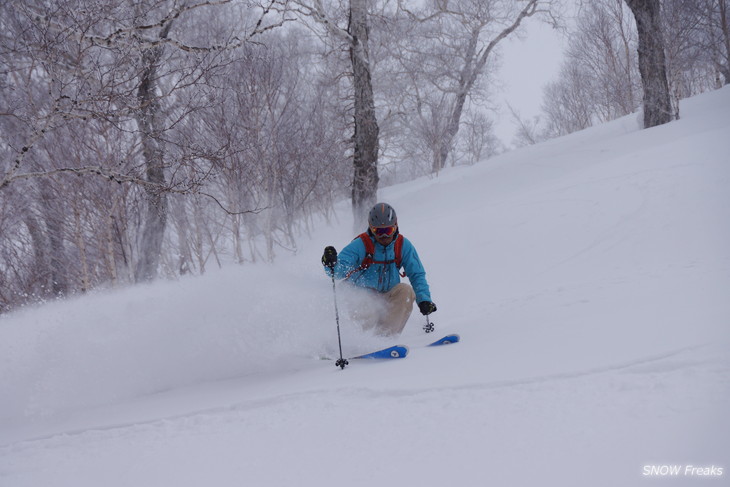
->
[349,0,379,230]
[171,194,194,275]
[625,0,673,128]
[133,29,170,283]
[105,212,119,285]
[432,29,479,174]
[434,84,470,173]
[719,0,730,85]
[72,199,90,293]
[38,178,68,296]
[22,212,51,296]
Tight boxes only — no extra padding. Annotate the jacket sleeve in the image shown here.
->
[400,237,432,303]
[323,238,365,280]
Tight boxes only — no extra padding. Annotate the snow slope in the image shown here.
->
[1,87,729,486]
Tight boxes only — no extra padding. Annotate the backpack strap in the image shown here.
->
[344,233,406,280]
[344,233,375,280]
[394,234,406,277]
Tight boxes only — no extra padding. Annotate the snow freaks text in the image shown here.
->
[642,465,724,477]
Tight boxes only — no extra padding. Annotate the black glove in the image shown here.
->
[418,301,437,315]
[322,246,338,268]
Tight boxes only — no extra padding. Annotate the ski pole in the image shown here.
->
[328,266,348,369]
[423,314,435,333]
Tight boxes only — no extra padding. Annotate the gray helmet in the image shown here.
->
[368,202,397,227]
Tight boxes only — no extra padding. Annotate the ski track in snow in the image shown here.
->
[0,342,723,446]
[1,346,727,487]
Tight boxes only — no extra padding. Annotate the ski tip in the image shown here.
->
[428,334,460,346]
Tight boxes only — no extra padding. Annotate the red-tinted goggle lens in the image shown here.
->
[372,225,396,237]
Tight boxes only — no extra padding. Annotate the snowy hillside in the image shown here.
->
[1,87,729,487]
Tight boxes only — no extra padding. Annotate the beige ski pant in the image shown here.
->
[349,283,416,336]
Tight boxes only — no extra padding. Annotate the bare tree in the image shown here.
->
[0,0,304,310]
[507,104,546,147]
[456,110,501,165]
[539,0,723,137]
[349,0,380,226]
[1,0,283,282]
[540,0,640,135]
[542,61,597,136]
[284,0,380,229]
[713,0,730,83]
[133,14,173,282]
[391,0,550,173]
[624,0,673,127]
[661,0,713,117]
[689,0,730,86]
[575,0,640,119]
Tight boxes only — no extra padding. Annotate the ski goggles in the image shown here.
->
[371,224,397,237]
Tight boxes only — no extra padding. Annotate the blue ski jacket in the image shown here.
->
[324,232,432,303]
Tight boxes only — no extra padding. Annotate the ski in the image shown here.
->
[352,334,461,358]
[320,344,408,362]
[351,344,409,360]
[427,333,460,346]
[321,334,457,364]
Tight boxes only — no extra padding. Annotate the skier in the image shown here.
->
[321,202,437,336]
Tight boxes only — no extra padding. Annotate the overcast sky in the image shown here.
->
[493,17,568,148]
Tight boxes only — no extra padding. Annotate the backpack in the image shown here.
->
[344,233,406,280]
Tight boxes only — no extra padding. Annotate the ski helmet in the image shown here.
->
[368,202,397,227]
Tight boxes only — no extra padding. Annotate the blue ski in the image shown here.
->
[321,335,456,363]
[427,334,460,346]
[352,344,409,359]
